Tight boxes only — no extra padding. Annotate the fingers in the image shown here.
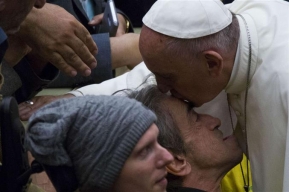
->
[73,28,98,68]
[82,31,98,55]
[18,99,41,121]
[18,96,48,121]
[18,96,52,121]
[115,14,127,37]
[88,13,104,25]
[115,27,125,37]
[56,23,98,77]
[48,44,95,77]
[46,27,98,77]
[18,5,98,77]
[47,51,78,77]
[18,94,75,121]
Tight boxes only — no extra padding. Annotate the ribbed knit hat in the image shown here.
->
[25,95,157,191]
[143,0,232,39]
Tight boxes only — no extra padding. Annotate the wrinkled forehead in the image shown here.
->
[139,25,169,55]
[140,28,178,77]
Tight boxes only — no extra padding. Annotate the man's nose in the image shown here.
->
[34,0,46,9]
[156,145,173,168]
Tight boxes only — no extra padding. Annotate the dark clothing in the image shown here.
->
[48,0,133,33]
[13,59,59,103]
[0,27,59,102]
[222,0,234,3]
[0,57,59,103]
[168,186,206,192]
[115,0,156,27]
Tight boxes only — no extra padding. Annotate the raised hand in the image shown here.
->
[16,3,98,77]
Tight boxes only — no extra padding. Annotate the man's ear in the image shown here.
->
[202,50,223,77]
[166,154,191,176]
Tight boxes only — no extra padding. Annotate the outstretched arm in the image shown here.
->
[14,3,98,77]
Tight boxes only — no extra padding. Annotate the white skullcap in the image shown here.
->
[143,0,232,39]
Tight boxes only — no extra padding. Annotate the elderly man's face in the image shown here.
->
[0,0,46,34]
[140,26,222,107]
[112,124,173,192]
[163,96,242,171]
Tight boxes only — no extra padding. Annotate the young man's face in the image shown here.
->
[163,96,243,172]
[0,0,46,34]
[112,124,173,192]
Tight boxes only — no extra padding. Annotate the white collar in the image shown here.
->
[225,14,258,94]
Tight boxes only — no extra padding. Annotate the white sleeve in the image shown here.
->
[68,62,152,96]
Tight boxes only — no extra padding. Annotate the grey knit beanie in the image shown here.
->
[25,95,157,191]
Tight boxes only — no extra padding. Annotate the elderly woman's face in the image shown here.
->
[163,97,243,172]
[112,124,173,192]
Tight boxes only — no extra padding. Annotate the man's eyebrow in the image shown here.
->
[134,130,157,152]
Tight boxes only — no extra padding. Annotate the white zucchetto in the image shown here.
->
[143,0,232,39]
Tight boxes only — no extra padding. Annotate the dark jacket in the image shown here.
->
[47,0,134,34]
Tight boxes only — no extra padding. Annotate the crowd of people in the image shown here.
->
[1,0,289,191]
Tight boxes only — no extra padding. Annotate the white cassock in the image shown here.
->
[225,0,289,191]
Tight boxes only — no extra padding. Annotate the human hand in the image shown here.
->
[16,4,98,77]
[4,35,31,67]
[18,94,75,121]
[88,13,127,36]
